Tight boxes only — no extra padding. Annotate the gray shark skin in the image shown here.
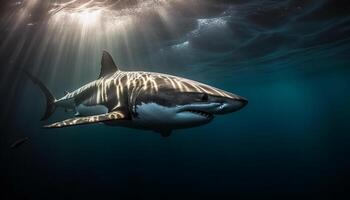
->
[24,51,248,137]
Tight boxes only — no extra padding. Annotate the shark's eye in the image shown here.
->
[201,93,208,101]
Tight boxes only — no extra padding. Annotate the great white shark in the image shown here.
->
[24,51,248,137]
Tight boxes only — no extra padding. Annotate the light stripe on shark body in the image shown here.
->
[43,111,126,128]
[65,71,234,112]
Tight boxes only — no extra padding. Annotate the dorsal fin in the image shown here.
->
[99,50,119,78]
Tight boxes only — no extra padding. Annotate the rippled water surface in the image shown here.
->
[1,0,350,199]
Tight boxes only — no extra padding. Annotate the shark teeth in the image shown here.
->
[186,110,213,118]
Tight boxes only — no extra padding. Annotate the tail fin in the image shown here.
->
[22,70,56,120]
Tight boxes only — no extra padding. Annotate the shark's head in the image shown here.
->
[133,75,248,130]
[171,90,248,127]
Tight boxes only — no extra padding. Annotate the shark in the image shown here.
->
[24,51,248,137]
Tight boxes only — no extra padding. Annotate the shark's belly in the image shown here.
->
[133,103,177,129]
[130,102,206,130]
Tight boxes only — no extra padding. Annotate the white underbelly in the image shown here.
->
[132,102,206,130]
[132,103,179,129]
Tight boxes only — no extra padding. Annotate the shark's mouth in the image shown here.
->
[185,109,214,119]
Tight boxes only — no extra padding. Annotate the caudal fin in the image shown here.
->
[22,70,56,120]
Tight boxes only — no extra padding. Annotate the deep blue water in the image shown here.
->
[1,0,350,199]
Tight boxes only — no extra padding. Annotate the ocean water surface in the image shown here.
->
[0,0,350,199]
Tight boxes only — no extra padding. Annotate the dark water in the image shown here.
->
[1,0,350,199]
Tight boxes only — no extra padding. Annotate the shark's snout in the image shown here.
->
[212,96,248,114]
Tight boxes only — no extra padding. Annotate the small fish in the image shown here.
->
[10,137,29,149]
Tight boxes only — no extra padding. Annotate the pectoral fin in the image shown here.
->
[43,111,126,128]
